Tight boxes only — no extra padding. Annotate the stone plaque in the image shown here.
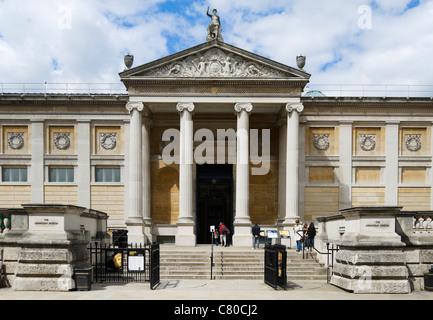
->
[29,217,63,231]
[361,218,393,234]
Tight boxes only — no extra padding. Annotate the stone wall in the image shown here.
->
[0,204,109,291]
[316,207,433,293]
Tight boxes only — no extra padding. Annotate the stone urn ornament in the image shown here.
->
[124,54,134,70]
[297,55,306,71]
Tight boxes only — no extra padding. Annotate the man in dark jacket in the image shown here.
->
[252,223,261,249]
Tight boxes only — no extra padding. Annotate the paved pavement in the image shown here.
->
[1,279,432,300]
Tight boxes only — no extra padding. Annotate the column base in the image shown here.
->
[278,219,300,248]
[283,217,300,227]
[125,218,151,245]
[232,221,252,247]
[175,221,196,247]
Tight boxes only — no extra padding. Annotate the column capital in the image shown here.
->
[234,103,253,113]
[176,102,195,113]
[285,102,304,114]
[126,101,144,113]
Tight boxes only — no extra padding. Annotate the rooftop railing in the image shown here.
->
[0,83,128,95]
[1,83,433,98]
[304,84,433,98]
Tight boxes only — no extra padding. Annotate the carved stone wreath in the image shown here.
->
[100,133,117,150]
[405,135,422,152]
[359,134,376,151]
[313,134,330,151]
[54,133,71,150]
[7,132,25,150]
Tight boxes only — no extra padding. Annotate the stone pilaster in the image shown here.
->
[77,120,91,208]
[385,121,400,206]
[277,116,287,228]
[339,121,353,210]
[30,120,45,203]
[142,110,153,242]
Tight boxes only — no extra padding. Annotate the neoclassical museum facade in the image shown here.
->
[1,38,433,247]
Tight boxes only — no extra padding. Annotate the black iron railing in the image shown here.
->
[88,242,160,290]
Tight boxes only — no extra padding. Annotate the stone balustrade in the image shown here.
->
[0,212,11,234]
[412,213,433,231]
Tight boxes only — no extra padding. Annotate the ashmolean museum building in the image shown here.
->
[1,12,433,247]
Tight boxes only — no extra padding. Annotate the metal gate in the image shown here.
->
[264,244,287,290]
[89,242,160,290]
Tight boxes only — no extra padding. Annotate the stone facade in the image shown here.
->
[1,40,433,247]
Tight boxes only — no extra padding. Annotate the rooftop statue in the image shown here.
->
[206,7,224,42]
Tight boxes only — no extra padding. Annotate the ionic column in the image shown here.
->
[175,102,196,247]
[125,101,145,245]
[284,102,304,226]
[233,103,253,246]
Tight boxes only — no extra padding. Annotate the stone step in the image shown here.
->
[159,247,327,280]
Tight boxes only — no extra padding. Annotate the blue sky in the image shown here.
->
[0,0,432,92]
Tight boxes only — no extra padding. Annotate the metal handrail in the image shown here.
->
[296,230,339,283]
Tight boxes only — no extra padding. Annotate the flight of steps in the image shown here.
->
[160,246,327,281]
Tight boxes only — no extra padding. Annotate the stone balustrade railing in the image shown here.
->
[413,213,433,232]
[0,213,11,234]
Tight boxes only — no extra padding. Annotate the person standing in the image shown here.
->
[219,222,228,247]
[293,220,303,253]
[214,229,220,246]
[306,222,317,251]
[252,223,261,249]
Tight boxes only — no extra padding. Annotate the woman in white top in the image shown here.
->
[293,220,303,252]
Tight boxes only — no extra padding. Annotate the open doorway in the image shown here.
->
[196,164,233,244]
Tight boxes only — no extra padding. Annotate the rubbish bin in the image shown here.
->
[112,229,128,248]
[424,266,433,292]
[75,268,92,291]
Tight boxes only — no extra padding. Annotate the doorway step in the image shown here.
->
[159,246,327,280]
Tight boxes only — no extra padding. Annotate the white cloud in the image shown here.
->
[0,0,431,92]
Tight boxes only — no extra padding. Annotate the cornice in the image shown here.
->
[122,77,309,87]
[301,96,433,108]
[0,94,129,105]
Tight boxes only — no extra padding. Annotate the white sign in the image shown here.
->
[267,230,278,239]
[128,256,145,272]
[210,225,215,233]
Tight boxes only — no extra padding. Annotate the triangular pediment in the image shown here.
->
[120,40,310,81]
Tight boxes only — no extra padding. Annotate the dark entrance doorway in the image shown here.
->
[196,164,233,244]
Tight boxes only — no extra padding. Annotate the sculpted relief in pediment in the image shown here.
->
[142,48,287,78]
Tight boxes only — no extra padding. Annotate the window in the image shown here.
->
[96,167,121,183]
[49,167,74,182]
[2,167,27,182]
